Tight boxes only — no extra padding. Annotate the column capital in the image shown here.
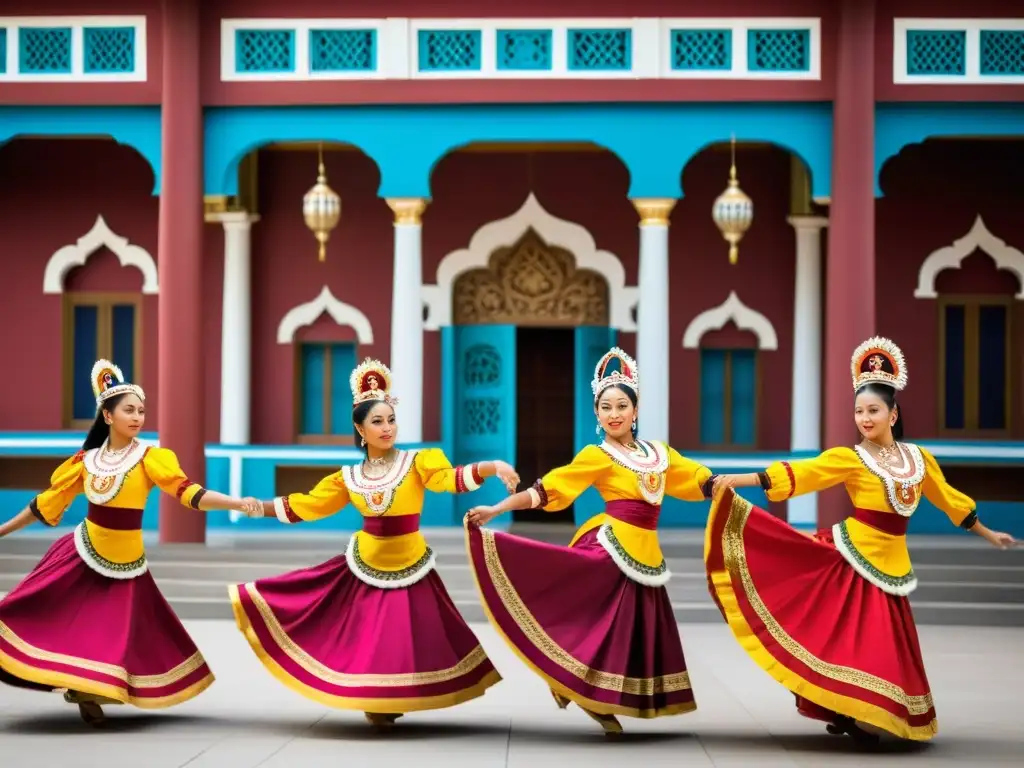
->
[631,198,677,226]
[786,215,829,231]
[386,197,429,225]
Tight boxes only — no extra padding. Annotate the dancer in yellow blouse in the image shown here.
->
[0,360,257,725]
[465,347,715,734]
[229,358,518,725]
[706,337,1017,743]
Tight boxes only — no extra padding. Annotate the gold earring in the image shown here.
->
[360,437,366,447]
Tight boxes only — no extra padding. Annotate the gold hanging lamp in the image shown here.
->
[302,143,342,262]
[711,135,754,265]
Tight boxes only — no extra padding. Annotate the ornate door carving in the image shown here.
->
[453,228,610,326]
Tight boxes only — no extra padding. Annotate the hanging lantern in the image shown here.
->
[711,135,754,265]
[302,143,341,262]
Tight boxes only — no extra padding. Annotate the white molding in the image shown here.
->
[276,285,375,344]
[681,290,778,350]
[423,192,636,331]
[42,215,158,295]
[659,17,820,80]
[0,16,147,83]
[914,215,1024,300]
[220,18,404,81]
[893,18,1024,85]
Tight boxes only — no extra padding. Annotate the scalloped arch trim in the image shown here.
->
[42,215,158,294]
[422,192,637,330]
[276,285,375,344]
[681,291,778,350]
[914,215,1024,300]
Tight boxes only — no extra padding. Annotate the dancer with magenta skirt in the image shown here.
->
[705,337,1018,743]
[465,347,718,735]
[230,358,519,726]
[0,360,258,725]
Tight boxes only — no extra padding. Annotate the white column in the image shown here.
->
[387,198,428,443]
[632,198,676,443]
[218,211,258,445]
[786,215,828,525]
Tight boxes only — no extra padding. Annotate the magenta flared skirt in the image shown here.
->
[465,523,694,718]
[0,532,213,707]
[229,554,501,713]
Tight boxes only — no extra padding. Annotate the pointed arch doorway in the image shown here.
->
[447,227,615,525]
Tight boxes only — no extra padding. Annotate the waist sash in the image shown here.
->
[853,508,909,536]
[604,499,660,530]
[86,503,144,531]
[362,514,421,537]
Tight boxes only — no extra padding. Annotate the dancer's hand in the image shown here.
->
[493,461,520,494]
[467,505,501,527]
[986,530,1017,550]
[712,474,739,497]
[239,497,263,518]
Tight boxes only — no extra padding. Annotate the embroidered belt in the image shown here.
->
[362,514,421,537]
[87,503,144,531]
[852,508,908,536]
[604,499,659,530]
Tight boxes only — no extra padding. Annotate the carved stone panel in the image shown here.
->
[453,228,609,326]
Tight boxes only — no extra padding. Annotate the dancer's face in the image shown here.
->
[854,391,894,443]
[357,403,397,452]
[106,394,145,442]
[596,385,636,441]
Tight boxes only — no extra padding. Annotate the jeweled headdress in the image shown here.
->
[591,347,639,396]
[91,359,145,407]
[350,357,399,408]
[851,337,908,392]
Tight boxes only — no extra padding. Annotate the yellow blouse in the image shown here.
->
[530,440,712,586]
[765,443,975,595]
[30,442,205,579]
[274,448,485,589]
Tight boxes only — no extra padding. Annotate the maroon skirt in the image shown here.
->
[465,521,694,718]
[229,554,500,713]
[0,532,213,707]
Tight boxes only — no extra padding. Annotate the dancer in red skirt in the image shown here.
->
[706,337,1017,743]
[0,359,258,725]
[230,358,517,726]
[465,347,715,735]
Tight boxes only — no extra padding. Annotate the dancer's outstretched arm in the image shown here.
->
[466,489,536,527]
[0,508,36,538]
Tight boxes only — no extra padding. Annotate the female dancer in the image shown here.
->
[465,347,714,735]
[705,337,1017,743]
[0,360,258,725]
[230,358,518,725]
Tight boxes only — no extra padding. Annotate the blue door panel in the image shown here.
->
[573,326,617,525]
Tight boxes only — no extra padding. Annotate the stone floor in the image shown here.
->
[0,621,1021,767]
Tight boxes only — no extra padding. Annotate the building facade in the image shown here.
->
[0,0,1022,539]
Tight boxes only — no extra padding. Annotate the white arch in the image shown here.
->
[422,192,637,330]
[914,215,1024,300]
[42,215,158,294]
[681,291,778,350]
[276,285,375,344]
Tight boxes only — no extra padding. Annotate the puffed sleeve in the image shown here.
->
[763,447,861,503]
[29,452,85,526]
[919,447,977,529]
[414,448,486,494]
[143,447,207,509]
[663,444,713,501]
[531,444,611,512]
[272,471,350,524]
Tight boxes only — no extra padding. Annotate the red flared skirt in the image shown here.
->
[0,532,213,707]
[465,521,694,719]
[704,488,937,740]
[229,554,500,713]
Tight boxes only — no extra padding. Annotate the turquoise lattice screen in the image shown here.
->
[671,29,732,70]
[567,28,632,70]
[83,27,135,73]
[979,30,1024,75]
[309,29,376,72]
[235,29,295,73]
[0,29,6,74]
[19,27,72,73]
[496,29,552,71]
[747,29,810,71]
[906,29,966,75]
[418,29,481,71]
